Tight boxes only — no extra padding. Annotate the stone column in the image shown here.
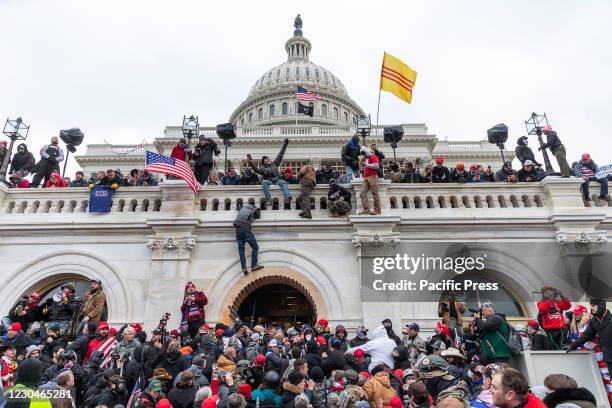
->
[143,180,198,331]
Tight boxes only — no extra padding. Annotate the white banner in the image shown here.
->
[596,163,612,180]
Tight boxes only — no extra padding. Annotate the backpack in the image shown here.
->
[496,323,523,355]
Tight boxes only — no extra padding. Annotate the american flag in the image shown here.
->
[145,151,199,193]
[95,336,119,368]
[296,86,321,101]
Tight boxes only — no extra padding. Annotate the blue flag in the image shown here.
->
[89,185,114,213]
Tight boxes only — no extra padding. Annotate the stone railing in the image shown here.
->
[1,178,605,218]
[0,186,162,214]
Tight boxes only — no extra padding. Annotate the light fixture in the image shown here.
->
[0,117,30,181]
[525,112,554,174]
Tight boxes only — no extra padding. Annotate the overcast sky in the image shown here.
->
[1,0,611,175]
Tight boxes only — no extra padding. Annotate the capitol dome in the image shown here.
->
[229,15,365,127]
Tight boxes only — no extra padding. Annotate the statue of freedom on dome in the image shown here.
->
[294,14,303,36]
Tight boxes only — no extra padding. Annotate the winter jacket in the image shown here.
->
[281,382,302,408]
[401,170,420,183]
[432,165,450,183]
[173,365,210,389]
[475,313,510,362]
[347,325,396,371]
[450,169,471,183]
[578,159,599,179]
[537,299,571,330]
[298,165,316,185]
[305,350,323,374]
[316,168,340,185]
[362,371,397,407]
[171,144,190,162]
[181,290,207,323]
[41,335,68,359]
[541,131,563,150]
[250,140,289,182]
[136,174,158,186]
[0,331,31,355]
[520,393,547,408]
[373,148,385,178]
[115,338,141,358]
[65,332,94,363]
[494,168,518,182]
[194,139,219,165]
[328,184,351,203]
[4,383,52,408]
[97,387,128,408]
[217,354,237,373]
[321,349,347,376]
[251,388,282,408]
[515,141,540,165]
[265,350,289,374]
[543,387,597,408]
[49,298,78,322]
[9,144,36,174]
[149,347,190,381]
[80,289,106,323]
[569,310,612,362]
[168,383,198,408]
[222,174,240,185]
[233,203,261,231]
[517,167,542,182]
[239,170,260,185]
[341,140,361,172]
[69,179,88,187]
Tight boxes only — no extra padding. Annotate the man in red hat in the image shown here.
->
[432,155,450,183]
[83,321,117,365]
[537,286,571,350]
[577,153,609,201]
[0,322,31,355]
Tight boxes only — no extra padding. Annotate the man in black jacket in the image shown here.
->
[239,167,260,185]
[316,161,340,185]
[69,171,89,187]
[540,125,570,177]
[193,135,220,185]
[321,336,347,376]
[432,156,450,183]
[49,283,79,335]
[9,143,36,175]
[31,136,65,187]
[568,298,612,365]
[233,202,264,275]
[341,135,361,181]
[517,160,543,182]
[515,136,541,166]
[247,138,291,205]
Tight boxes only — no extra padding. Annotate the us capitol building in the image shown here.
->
[0,17,610,335]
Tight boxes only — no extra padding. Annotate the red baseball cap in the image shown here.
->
[156,399,172,408]
[315,336,326,346]
[254,354,266,367]
[201,324,214,330]
[354,349,365,359]
[132,323,143,333]
[436,322,450,337]
[527,320,539,328]
[389,396,403,408]
[582,153,591,161]
[98,321,109,330]
[201,395,220,408]
[170,329,179,337]
[215,329,225,337]
[573,305,588,315]
[359,371,371,379]
[317,319,329,327]
[238,383,252,400]
[9,322,21,332]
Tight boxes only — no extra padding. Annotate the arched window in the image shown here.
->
[269,104,275,117]
[295,67,300,77]
[305,68,310,78]
[282,102,288,115]
[258,108,263,120]
[454,276,525,317]
[321,104,327,117]
[240,117,245,125]
[286,67,291,78]
[344,112,348,122]
[248,113,253,123]
[323,72,328,83]
[333,107,339,119]
[276,69,281,80]
[315,69,320,80]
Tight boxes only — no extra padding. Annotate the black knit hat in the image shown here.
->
[310,366,324,383]
[15,358,43,387]
[288,370,305,385]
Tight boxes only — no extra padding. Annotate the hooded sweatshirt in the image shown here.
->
[9,143,36,174]
[347,325,396,371]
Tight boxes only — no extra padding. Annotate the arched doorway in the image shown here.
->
[236,284,316,328]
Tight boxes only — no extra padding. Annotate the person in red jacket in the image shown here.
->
[171,138,191,162]
[180,282,208,337]
[536,286,571,350]
[44,170,67,188]
[492,368,547,408]
[358,146,381,215]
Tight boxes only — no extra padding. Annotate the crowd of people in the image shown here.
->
[2,129,609,206]
[1,280,610,408]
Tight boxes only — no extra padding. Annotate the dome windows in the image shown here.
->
[344,112,348,122]
[321,104,327,117]
[269,104,275,117]
[282,102,288,115]
[286,67,291,78]
[323,71,328,83]
[315,69,320,80]
[305,67,310,78]
[248,113,253,123]
[333,107,339,120]
[258,108,263,120]
[295,66,300,77]
[276,69,281,80]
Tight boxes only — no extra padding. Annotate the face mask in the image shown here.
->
[305,335,312,341]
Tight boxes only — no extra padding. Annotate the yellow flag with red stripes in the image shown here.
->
[380,52,417,104]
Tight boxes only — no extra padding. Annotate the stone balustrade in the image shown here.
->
[1,177,606,219]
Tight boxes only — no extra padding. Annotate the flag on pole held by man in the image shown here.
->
[145,151,199,193]
[95,335,119,368]
[296,86,321,101]
[380,52,417,104]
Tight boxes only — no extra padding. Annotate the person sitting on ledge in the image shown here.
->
[246,138,292,206]
[239,166,260,185]
[494,161,518,183]
[432,156,450,183]
[221,167,240,186]
[69,171,88,187]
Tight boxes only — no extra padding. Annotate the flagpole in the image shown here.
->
[375,88,382,131]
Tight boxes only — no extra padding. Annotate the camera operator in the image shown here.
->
[472,302,511,364]
[537,286,571,350]
[193,135,220,185]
